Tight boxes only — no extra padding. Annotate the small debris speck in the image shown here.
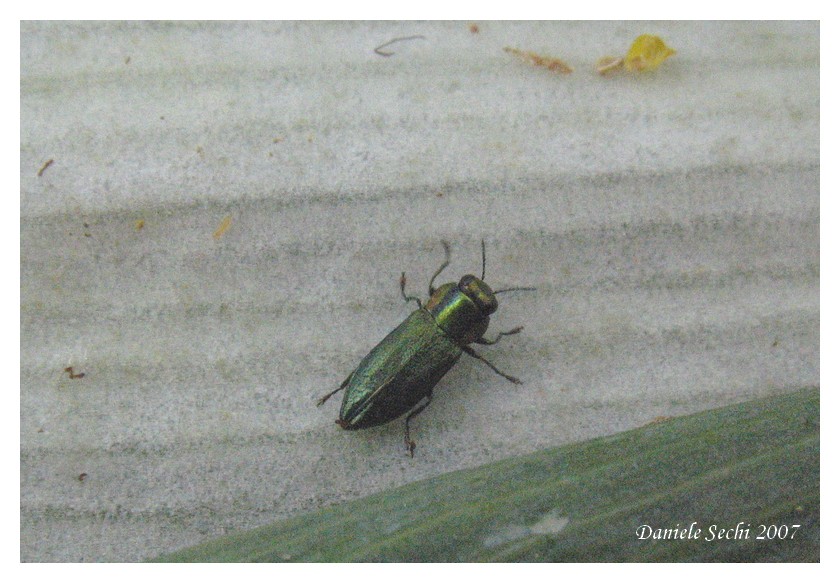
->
[374,35,426,57]
[37,159,54,177]
[596,56,624,75]
[213,215,233,240]
[64,366,85,380]
[504,47,573,74]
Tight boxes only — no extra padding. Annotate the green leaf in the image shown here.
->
[156,387,819,562]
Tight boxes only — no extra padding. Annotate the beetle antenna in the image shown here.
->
[494,286,537,294]
[481,239,486,280]
[427,241,451,296]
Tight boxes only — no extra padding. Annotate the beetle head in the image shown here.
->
[458,274,498,316]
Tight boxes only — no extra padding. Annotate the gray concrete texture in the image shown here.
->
[21,21,818,561]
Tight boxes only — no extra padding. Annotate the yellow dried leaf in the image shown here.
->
[504,46,573,74]
[624,34,675,72]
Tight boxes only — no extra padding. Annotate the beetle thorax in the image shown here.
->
[424,277,495,344]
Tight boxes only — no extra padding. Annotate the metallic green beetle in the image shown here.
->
[317,241,534,456]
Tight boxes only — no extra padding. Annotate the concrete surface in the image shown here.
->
[20,21,818,561]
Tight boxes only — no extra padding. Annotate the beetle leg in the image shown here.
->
[400,272,423,309]
[463,346,522,384]
[476,326,524,345]
[427,241,451,297]
[404,392,433,457]
[316,371,353,406]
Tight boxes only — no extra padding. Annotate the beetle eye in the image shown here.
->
[458,275,475,288]
[459,275,498,315]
